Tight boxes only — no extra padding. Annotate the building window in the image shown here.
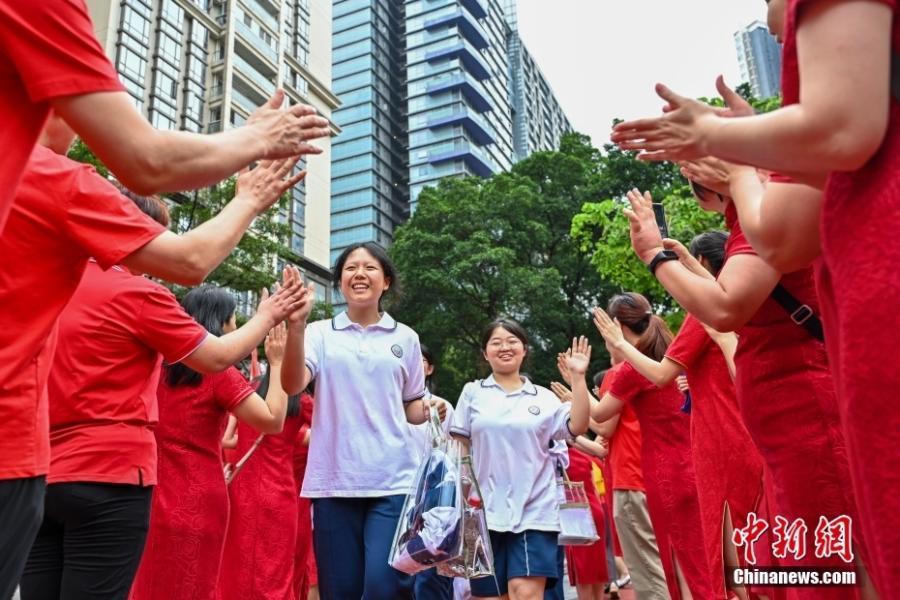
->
[117,45,147,84]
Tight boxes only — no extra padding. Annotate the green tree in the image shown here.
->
[391,134,618,399]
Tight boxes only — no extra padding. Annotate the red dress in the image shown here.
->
[564,447,609,586]
[219,414,305,600]
[724,207,861,599]
[130,368,254,600]
[665,315,765,599]
[785,2,900,595]
[293,396,314,599]
[609,364,716,600]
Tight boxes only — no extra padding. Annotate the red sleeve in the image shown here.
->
[609,363,650,404]
[664,315,710,371]
[213,367,255,411]
[724,203,756,259]
[129,283,209,364]
[61,160,165,269]
[598,362,622,397]
[0,1,124,102]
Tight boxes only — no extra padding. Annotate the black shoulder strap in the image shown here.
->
[770,284,825,342]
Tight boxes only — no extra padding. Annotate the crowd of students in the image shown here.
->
[0,0,898,599]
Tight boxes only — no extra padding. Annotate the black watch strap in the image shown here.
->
[648,250,678,275]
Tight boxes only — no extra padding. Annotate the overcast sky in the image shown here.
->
[515,1,767,150]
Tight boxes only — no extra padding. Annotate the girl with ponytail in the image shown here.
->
[591,293,716,600]
[593,236,765,600]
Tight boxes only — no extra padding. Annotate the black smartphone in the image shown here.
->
[652,203,669,239]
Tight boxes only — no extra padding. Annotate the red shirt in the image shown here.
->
[0,0,123,233]
[47,261,208,486]
[0,146,165,481]
[603,364,645,492]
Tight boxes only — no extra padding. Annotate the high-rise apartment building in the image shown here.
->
[329,0,571,266]
[85,0,340,301]
[734,20,782,100]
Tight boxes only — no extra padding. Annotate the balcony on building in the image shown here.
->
[237,0,279,36]
[457,0,488,20]
[234,17,278,67]
[232,83,267,115]
[425,71,492,113]
[426,102,495,145]
[427,141,496,178]
[424,9,488,49]
[233,51,277,97]
[425,39,490,81]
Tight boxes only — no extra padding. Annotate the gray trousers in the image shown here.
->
[613,489,670,599]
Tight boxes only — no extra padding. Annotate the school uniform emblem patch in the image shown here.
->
[528,405,541,415]
[391,344,403,358]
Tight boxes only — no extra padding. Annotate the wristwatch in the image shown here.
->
[648,250,678,275]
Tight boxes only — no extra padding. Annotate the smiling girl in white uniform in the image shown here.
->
[450,319,592,600]
[281,242,440,600]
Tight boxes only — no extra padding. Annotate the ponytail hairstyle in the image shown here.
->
[607,293,674,362]
[689,230,730,277]
[165,286,237,387]
[421,343,436,394]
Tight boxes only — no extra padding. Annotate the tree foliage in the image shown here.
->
[391,134,619,398]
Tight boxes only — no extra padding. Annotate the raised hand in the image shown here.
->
[592,308,626,349]
[661,238,716,281]
[715,75,756,118]
[247,90,331,159]
[556,352,573,385]
[235,156,308,216]
[611,83,718,163]
[264,322,287,367]
[281,266,315,326]
[623,189,665,264]
[256,267,310,325]
[679,157,733,197]
[550,381,573,403]
[565,336,592,376]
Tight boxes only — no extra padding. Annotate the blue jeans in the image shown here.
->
[414,567,454,600]
[312,495,413,600]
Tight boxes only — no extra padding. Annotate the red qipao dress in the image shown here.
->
[665,315,765,599]
[563,447,609,586]
[293,394,315,598]
[784,2,900,595]
[609,364,716,600]
[218,413,305,600]
[130,368,254,600]
[724,207,861,600]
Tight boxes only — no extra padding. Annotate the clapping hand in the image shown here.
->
[564,336,592,376]
[624,189,665,264]
[550,381,574,403]
[592,308,625,349]
[660,238,716,281]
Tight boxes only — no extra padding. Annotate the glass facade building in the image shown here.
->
[735,20,782,100]
[330,0,571,266]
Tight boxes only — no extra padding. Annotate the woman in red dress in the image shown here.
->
[219,371,307,600]
[616,187,865,599]
[593,233,765,600]
[591,293,716,600]
[293,395,313,600]
[612,1,897,594]
[131,284,312,600]
[564,444,610,600]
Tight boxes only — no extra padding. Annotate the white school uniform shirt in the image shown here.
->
[450,375,574,533]
[301,312,428,497]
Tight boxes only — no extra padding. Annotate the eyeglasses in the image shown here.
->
[487,338,523,350]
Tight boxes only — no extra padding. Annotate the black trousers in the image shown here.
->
[20,482,152,600]
[0,476,46,600]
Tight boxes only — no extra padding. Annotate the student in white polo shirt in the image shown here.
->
[450,319,592,599]
[281,242,441,600]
